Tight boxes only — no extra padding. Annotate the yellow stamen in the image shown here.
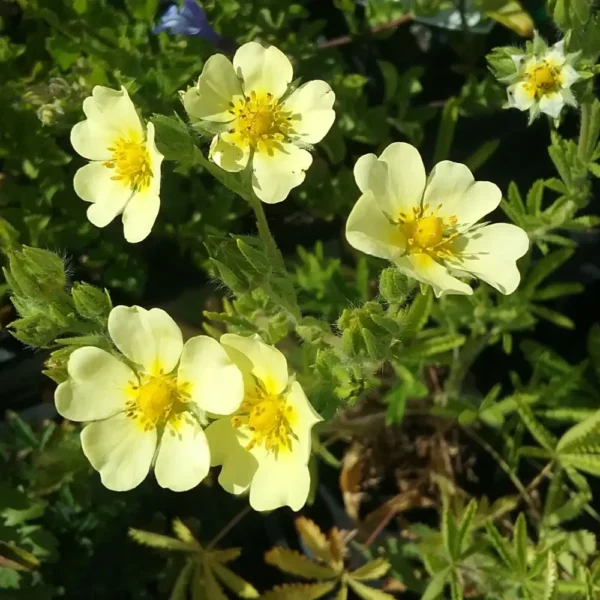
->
[103,133,152,192]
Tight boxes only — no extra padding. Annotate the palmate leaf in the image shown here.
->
[522,248,574,295]
[261,582,337,600]
[516,399,558,453]
[264,548,338,580]
[197,565,228,600]
[210,560,259,598]
[349,557,390,581]
[208,548,242,564]
[485,522,514,569]
[170,561,194,600]
[346,578,396,600]
[558,454,600,477]
[173,519,195,543]
[295,518,332,565]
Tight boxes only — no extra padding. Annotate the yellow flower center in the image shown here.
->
[397,205,459,259]
[125,375,189,431]
[524,60,561,99]
[227,91,295,153]
[231,383,297,455]
[104,134,152,192]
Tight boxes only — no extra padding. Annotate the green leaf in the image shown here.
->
[544,551,557,600]
[507,182,526,215]
[377,60,398,104]
[433,98,460,164]
[421,568,450,600]
[531,305,575,329]
[0,567,21,589]
[236,238,271,275]
[210,561,260,598]
[526,180,545,215]
[170,560,194,600]
[349,558,390,581]
[128,528,196,552]
[346,578,396,600]
[486,522,514,568]
[533,282,584,301]
[516,398,557,453]
[449,569,463,600]
[152,114,197,165]
[559,454,600,477]
[457,500,477,555]
[401,287,432,341]
[442,506,460,561]
[557,410,600,453]
[264,548,337,580]
[513,514,528,574]
[401,334,465,359]
[464,139,500,173]
[261,582,337,600]
[523,249,574,294]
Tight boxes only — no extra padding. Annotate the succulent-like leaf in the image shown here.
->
[265,548,338,580]
[128,528,195,552]
[346,578,396,600]
[295,518,332,564]
[211,560,260,598]
[349,557,390,581]
[261,582,337,600]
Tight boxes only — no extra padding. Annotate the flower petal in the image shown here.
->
[282,80,335,144]
[205,418,258,494]
[423,160,499,226]
[210,132,250,172]
[154,418,210,491]
[285,381,321,464]
[108,306,183,375]
[81,412,157,492]
[233,42,292,99]
[346,192,405,260]
[249,460,310,511]
[539,92,565,118]
[186,54,242,122]
[353,144,426,219]
[177,336,244,415]
[220,333,288,396]
[70,120,114,161]
[507,81,535,111]
[121,192,160,243]
[450,223,529,294]
[55,347,134,422]
[396,253,473,297]
[83,86,143,137]
[73,163,132,228]
[252,142,312,204]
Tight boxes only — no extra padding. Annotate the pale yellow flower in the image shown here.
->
[205,334,322,511]
[55,306,244,492]
[70,86,164,243]
[183,42,336,204]
[346,143,529,297]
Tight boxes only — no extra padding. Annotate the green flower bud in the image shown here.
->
[379,267,414,304]
[8,246,67,301]
[71,283,112,323]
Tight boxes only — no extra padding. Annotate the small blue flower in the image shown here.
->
[153,0,220,42]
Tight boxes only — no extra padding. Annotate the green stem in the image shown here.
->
[445,333,490,398]
[248,192,286,274]
[578,102,592,163]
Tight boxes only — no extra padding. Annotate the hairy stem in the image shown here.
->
[248,192,286,274]
[578,102,592,163]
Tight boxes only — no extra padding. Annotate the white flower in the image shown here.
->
[205,334,322,511]
[507,39,580,121]
[55,306,244,492]
[182,42,336,204]
[346,143,529,298]
[70,86,164,243]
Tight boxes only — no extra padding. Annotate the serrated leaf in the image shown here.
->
[533,282,584,301]
[526,180,545,215]
[261,582,337,600]
[421,568,450,600]
[486,522,514,568]
[264,548,337,580]
[531,305,574,329]
[402,334,465,359]
[544,551,557,600]
[128,528,196,552]
[173,519,195,543]
[514,514,528,574]
[208,548,242,564]
[449,569,463,600]
[507,181,526,215]
[295,518,332,564]
[516,399,557,453]
[401,287,432,340]
[349,558,390,581]
[457,500,477,555]
[346,578,396,600]
[442,506,460,561]
[557,410,600,453]
[559,454,600,477]
[202,566,228,600]
[211,561,260,598]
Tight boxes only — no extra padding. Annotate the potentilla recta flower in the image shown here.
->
[506,37,580,121]
[55,306,243,492]
[182,42,336,204]
[70,86,164,243]
[346,143,529,297]
[205,334,322,511]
